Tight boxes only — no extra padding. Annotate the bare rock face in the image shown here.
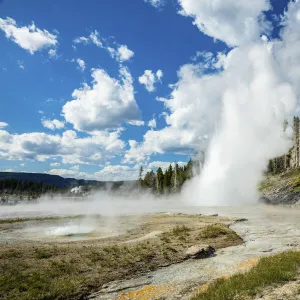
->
[185,245,215,259]
[258,196,272,205]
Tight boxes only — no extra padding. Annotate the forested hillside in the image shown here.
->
[0,178,58,200]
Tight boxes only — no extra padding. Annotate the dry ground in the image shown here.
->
[0,213,242,300]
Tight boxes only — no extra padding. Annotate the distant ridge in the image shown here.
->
[0,172,129,188]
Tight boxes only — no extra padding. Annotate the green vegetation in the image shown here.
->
[0,178,58,199]
[200,224,239,239]
[160,225,191,243]
[192,251,300,300]
[257,181,274,192]
[35,248,53,259]
[258,166,300,193]
[171,225,191,236]
[141,152,201,194]
[0,249,22,259]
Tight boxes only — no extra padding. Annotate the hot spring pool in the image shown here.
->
[0,216,138,242]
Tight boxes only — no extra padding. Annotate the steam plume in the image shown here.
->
[183,0,300,206]
[185,44,295,205]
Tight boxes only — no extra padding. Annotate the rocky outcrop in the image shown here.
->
[258,196,272,205]
[261,183,300,205]
[263,192,300,205]
[185,245,215,259]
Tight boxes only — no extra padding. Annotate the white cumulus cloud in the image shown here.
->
[0,17,58,54]
[73,31,134,63]
[124,62,222,164]
[144,0,166,9]
[114,45,135,62]
[89,30,102,47]
[76,58,86,71]
[50,162,60,167]
[273,0,300,109]
[178,0,272,46]
[48,48,58,59]
[48,164,141,181]
[0,122,8,128]
[17,60,24,69]
[41,119,65,131]
[94,164,139,181]
[139,69,163,92]
[73,36,89,45]
[148,118,156,128]
[0,129,125,165]
[47,168,90,179]
[147,161,186,171]
[127,120,145,126]
[62,67,140,132]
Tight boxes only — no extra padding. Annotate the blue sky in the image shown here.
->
[0,0,292,180]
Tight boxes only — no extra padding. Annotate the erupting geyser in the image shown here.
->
[183,43,296,206]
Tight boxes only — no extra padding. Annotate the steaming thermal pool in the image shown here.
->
[0,216,138,242]
[47,222,95,236]
[2,199,300,247]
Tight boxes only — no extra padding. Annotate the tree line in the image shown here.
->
[139,156,201,194]
[0,179,59,196]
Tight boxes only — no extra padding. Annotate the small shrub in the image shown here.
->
[35,249,52,259]
[171,225,191,236]
[162,251,169,259]
[160,233,171,243]
[0,249,22,259]
[200,224,234,239]
[87,251,103,262]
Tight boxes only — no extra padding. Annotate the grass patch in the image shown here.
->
[258,181,274,192]
[200,224,237,239]
[160,225,191,243]
[192,251,300,300]
[0,249,22,259]
[258,167,300,193]
[35,248,53,259]
[171,225,191,236]
[0,263,82,300]
[292,177,300,186]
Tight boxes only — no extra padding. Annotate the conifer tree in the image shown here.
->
[156,167,164,193]
[139,166,144,187]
